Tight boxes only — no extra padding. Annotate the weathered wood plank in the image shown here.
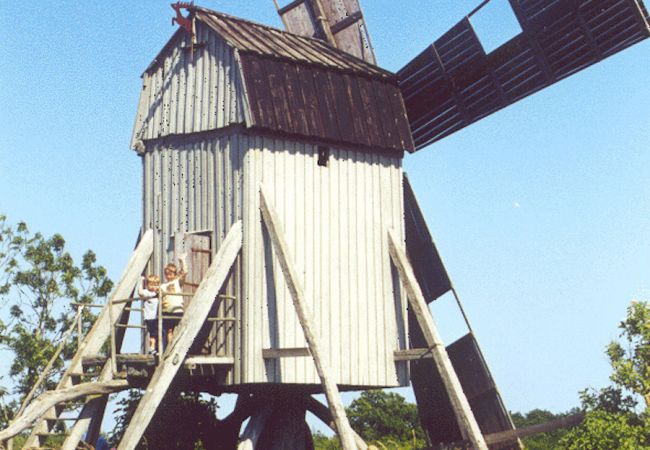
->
[0,381,129,442]
[394,348,436,361]
[387,228,487,450]
[259,186,359,450]
[262,347,311,359]
[484,412,584,446]
[117,222,242,450]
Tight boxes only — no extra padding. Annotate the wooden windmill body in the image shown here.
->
[3,1,647,449]
[132,11,413,391]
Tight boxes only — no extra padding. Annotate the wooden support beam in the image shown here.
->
[0,381,129,442]
[237,405,273,450]
[184,356,234,366]
[484,412,584,446]
[117,221,242,450]
[61,362,114,450]
[394,348,436,361]
[262,347,311,359]
[387,228,487,450]
[259,186,359,450]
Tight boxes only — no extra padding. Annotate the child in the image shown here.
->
[161,254,188,344]
[138,274,160,355]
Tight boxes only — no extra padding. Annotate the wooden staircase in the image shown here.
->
[17,230,154,450]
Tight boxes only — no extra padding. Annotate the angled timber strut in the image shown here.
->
[388,228,488,450]
[259,185,360,450]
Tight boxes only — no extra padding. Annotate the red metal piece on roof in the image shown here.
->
[171,2,194,34]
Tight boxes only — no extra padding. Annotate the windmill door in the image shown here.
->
[180,233,236,358]
[183,234,211,295]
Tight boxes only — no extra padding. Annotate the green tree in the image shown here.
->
[109,389,222,449]
[557,300,650,450]
[312,431,341,450]
[0,215,113,429]
[346,390,426,448]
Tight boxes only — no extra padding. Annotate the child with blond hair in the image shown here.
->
[161,254,188,343]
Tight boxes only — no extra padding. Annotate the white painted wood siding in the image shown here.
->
[132,22,246,147]
[242,137,409,388]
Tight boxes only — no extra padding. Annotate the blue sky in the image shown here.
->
[1,0,649,436]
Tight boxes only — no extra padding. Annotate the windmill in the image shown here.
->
[1,1,647,449]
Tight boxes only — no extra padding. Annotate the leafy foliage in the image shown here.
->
[0,214,113,428]
[556,410,649,450]
[556,300,650,449]
[312,431,342,450]
[109,389,222,450]
[345,390,426,448]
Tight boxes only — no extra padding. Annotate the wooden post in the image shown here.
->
[259,186,359,450]
[387,228,487,450]
[117,222,243,450]
[22,230,154,449]
[77,305,83,348]
[60,362,113,450]
[109,297,117,375]
[237,405,273,450]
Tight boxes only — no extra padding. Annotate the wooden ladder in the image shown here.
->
[116,222,243,450]
[19,230,154,450]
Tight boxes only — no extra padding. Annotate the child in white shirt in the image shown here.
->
[138,274,160,355]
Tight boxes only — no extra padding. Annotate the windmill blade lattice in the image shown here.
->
[399,0,650,150]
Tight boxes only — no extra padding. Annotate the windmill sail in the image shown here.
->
[274,0,377,64]
[404,176,519,448]
[399,0,650,150]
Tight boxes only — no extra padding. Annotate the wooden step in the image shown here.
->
[37,430,69,445]
[69,372,98,384]
[82,354,109,368]
[184,356,234,367]
[45,416,78,429]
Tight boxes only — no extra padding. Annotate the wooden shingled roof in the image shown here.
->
[194,7,415,153]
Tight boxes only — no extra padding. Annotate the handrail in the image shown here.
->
[108,287,240,365]
[14,306,84,418]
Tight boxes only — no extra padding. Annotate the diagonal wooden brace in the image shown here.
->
[259,185,360,450]
[387,228,487,450]
[117,221,243,450]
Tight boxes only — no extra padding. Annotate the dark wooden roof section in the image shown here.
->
[194,8,414,153]
[399,0,650,150]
